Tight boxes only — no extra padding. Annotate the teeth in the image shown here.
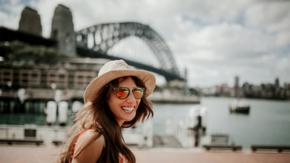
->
[121,107,134,112]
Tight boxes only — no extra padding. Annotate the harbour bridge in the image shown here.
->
[75,22,184,82]
[1,5,185,82]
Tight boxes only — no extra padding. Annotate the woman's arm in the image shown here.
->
[72,130,105,163]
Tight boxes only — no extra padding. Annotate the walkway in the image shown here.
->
[0,145,289,163]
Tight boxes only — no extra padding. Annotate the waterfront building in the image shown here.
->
[241,79,290,100]
[0,57,110,113]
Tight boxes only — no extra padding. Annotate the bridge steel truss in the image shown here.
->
[75,22,180,77]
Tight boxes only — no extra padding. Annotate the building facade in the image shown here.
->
[0,58,110,113]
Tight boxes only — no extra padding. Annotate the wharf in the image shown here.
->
[0,125,184,148]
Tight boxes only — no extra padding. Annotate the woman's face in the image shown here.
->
[107,77,141,126]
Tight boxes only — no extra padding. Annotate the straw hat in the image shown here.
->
[84,60,156,103]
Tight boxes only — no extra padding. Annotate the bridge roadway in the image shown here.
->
[0,27,185,82]
[77,46,185,81]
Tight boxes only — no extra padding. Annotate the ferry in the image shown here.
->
[229,100,250,114]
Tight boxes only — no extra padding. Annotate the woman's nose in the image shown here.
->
[126,91,136,102]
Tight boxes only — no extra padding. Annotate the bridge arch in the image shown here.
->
[76,22,179,76]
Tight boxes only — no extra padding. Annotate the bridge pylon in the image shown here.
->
[50,4,76,55]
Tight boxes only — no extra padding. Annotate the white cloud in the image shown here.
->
[0,10,6,26]
[245,1,290,31]
[0,0,289,87]
[244,0,290,48]
[0,1,23,30]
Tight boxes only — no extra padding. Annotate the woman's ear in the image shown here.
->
[105,84,111,102]
[106,92,110,102]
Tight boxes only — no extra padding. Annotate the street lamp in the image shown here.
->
[7,81,12,96]
[51,83,56,90]
[46,83,58,126]
[7,81,12,87]
[17,88,26,112]
[6,81,12,113]
[18,89,26,104]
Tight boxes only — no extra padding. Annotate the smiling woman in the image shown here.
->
[58,60,156,163]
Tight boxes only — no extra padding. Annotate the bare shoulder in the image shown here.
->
[72,129,105,163]
[78,129,105,145]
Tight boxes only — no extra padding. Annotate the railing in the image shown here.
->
[0,125,69,146]
[166,118,192,148]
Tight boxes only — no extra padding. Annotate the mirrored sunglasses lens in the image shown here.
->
[133,88,144,99]
[116,88,129,99]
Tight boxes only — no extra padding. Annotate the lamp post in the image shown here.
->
[7,81,12,96]
[17,88,26,113]
[7,81,12,113]
[51,83,56,91]
[46,83,58,126]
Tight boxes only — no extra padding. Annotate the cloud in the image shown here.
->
[0,0,289,87]
[244,0,290,47]
[0,0,24,29]
[245,1,290,31]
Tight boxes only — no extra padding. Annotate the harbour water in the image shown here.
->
[0,97,289,149]
[152,97,290,148]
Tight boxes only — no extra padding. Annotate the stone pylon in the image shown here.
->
[18,7,42,36]
[50,4,76,55]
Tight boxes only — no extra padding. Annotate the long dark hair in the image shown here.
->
[58,76,154,163]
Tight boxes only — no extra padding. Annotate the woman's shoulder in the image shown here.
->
[73,129,105,162]
[76,129,105,147]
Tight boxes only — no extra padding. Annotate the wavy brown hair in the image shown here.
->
[58,76,154,163]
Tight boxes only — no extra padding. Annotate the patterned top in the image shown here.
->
[119,153,128,163]
[73,129,128,163]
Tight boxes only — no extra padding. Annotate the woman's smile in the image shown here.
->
[121,106,135,113]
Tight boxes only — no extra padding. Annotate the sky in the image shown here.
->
[0,0,289,88]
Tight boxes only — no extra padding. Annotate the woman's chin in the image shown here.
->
[124,113,136,122]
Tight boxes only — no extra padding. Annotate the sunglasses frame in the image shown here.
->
[112,86,145,100]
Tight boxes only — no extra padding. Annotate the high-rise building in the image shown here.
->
[234,76,239,88]
[275,78,279,88]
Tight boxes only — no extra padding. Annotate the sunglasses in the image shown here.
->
[113,87,145,100]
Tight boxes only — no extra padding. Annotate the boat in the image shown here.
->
[229,99,250,114]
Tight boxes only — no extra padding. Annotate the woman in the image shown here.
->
[58,60,156,163]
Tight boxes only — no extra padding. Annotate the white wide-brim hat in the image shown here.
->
[84,60,156,103]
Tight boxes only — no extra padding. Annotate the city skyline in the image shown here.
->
[0,0,289,87]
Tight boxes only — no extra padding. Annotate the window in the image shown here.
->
[59,74,65,78]
[32,74,38,77]
[31,80,38,84]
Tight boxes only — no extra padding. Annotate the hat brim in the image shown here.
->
[84,69,156,103]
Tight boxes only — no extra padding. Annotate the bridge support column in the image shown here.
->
[50,4,76,55]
